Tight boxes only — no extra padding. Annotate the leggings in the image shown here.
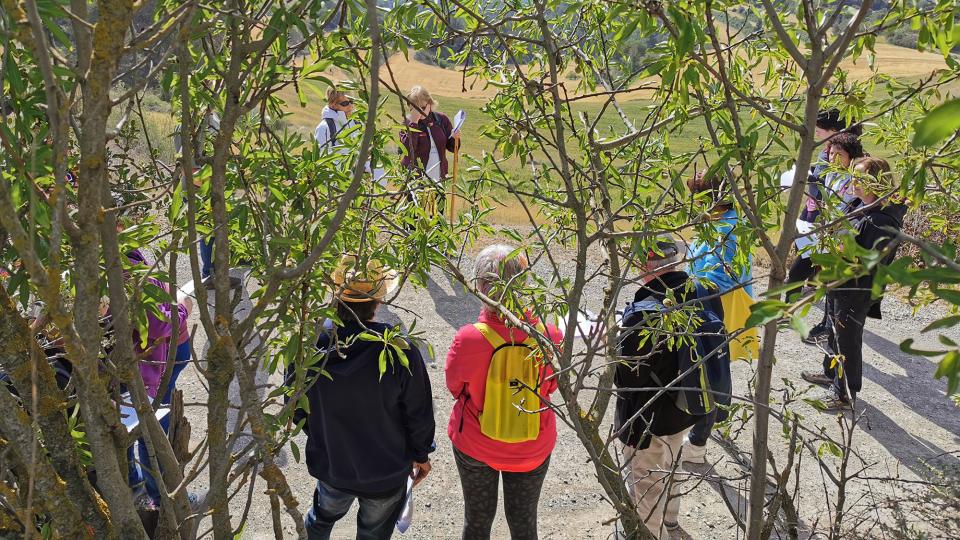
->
[453,447,550,540]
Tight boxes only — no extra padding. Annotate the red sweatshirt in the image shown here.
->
[445,310,562,472]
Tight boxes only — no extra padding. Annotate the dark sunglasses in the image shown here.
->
[338,100,354,107]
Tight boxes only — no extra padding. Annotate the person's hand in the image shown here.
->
[411,460,431,487]
[453,131,461,141]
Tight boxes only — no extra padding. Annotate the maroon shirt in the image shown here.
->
[400,112,457,179]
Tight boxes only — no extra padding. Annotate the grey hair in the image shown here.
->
[474,244,528,302]
[646,236,687,272]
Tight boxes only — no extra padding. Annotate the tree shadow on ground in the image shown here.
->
[424,272,482,332]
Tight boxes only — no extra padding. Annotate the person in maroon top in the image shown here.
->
[399,86,459,217]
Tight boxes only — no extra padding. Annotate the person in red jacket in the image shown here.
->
[445,244,561,540]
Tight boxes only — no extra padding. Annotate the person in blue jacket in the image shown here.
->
[683,170,758,464]
[290,255,435,540]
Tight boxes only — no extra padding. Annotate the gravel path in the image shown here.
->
[167,235,960,539]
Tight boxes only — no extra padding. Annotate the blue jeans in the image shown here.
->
[129,340,191,503]
[305,480,406,540]
[199,237,214,279]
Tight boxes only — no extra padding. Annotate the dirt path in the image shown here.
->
[170,237,960,539]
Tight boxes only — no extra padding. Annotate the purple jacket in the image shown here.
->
[128,250,189,398]
[400,112,456,179]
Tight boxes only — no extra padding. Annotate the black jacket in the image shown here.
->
[614,271,700,449]
[842,202,908,292]
[294,320,435,496]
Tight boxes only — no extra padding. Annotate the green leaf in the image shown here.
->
[817,441,843,459]
[934,351,960,396]
[923,315,960,333]
[899,338,944,357]
[745,300,787,328]
[932,288,960,306]
[912,99,960,148]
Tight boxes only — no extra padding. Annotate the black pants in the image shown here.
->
[785,255,817,303]
[822,289,872,400]
[453,447,550,540]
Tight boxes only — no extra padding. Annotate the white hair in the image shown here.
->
[474,244,528,303]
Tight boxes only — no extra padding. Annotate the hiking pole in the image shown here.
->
[449,137,460,225]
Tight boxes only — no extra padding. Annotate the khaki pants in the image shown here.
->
[622,430,690,539]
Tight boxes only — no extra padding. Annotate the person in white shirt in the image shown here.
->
[314,86,357,150]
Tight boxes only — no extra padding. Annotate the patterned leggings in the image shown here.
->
[453,447,550,540]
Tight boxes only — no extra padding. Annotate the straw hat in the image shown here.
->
[332,254,399,303]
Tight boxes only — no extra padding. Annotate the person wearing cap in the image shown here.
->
[445,244,562,540]
[615,235,701,538]
[314,85,358,150]
[786,109,864,305]
[292,255,435,539]
[399,86,459,217]
[800,157,908,411]
[683,171,757,465]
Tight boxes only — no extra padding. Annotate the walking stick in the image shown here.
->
[449,137,460,224]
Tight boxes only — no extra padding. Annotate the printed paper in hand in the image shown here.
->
[396,476,414,533]
[572,309,604,342]
[452,110,467,135]
[794,218,818,252]
[780,167,796,187]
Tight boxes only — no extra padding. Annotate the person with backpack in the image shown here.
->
[292,254,435,540]
[445,244,562,540]
[314,85,358,150]
[615,235,729,538]
[400,86,459,217]
[683,170,756,465]
[786,109,863,305]
[800,157,908,411]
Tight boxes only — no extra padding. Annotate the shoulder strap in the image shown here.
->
[521,322,546,347]
[473,323,506,349]
[324,117,337,145]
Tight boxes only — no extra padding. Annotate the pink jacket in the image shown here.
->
[445,310,562,472]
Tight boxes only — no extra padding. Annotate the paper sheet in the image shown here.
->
[452,110,466,134]
[396,476,414,533]
[794,218,818,253]
[780,167,796,187]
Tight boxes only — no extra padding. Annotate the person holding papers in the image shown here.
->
[400,86,460,217]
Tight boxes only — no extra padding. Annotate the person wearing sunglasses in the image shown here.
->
[400,86,460,217]
[314,86,358,150]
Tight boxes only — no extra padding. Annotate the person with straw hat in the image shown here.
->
[292,255,435,539]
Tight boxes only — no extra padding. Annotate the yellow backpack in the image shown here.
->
[473,322,545,443]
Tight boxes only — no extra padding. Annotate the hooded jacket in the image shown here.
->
[297,320,435,496]
[314,106,357,149]
[615,271,700,450]
[127,250,189,398]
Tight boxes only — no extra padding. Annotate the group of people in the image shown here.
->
[285,105,907,540]
[788,109,908,410]
[315,84,460,217]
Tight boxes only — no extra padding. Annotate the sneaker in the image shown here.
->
[681,436,708,464]
[801,323,829,345]
[663,519,680,531]
[801,370,833,387]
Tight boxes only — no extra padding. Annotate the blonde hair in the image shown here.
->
[407,86,435,110]
[326,86,347,106]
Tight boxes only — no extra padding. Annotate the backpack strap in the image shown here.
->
[521,322,546,347]
[324,117,338,145]
[473,323,506,349]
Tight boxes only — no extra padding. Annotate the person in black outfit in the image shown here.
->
[786,109,863,305]
[800,158,908,411]
[290,255,435,540]
[615,235,700,537]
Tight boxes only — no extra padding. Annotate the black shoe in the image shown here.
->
[802,323,829,345]
[801,370,833,387]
